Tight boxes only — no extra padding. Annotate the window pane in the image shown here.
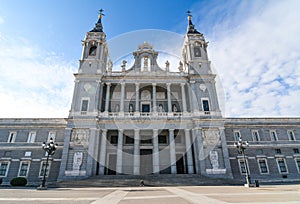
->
[202,100,209,111]
[81,100,89,111]
[110,136,118,145]
[39,162,49,177]
[125,136,134,144]
[278,160,287,173]
[19,163,29,177]
[158,135,167,144]
[239,161,246,174]
[0,163,8,176]
[259,160,268,173]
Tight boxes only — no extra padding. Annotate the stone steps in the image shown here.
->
[56,174,242,188]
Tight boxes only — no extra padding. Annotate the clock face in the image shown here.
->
[194,46,201,57]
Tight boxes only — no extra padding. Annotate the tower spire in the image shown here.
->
[90,9,105,32]
[186,10,200,34]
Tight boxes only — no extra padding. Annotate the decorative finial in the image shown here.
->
[187,10,192,21]
[98,9,105,19]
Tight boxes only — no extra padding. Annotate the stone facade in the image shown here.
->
[0,13,299,185]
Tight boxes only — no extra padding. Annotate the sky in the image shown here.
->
[0,0,299,118]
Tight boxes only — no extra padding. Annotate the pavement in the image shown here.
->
[0,185,299,204]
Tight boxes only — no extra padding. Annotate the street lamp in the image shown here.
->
[234,137,251,187]
[38,137,57,190]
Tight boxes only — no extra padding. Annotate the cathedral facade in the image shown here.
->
[0,13,299,186]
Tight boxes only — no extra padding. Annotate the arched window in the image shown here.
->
[89,46,97,56]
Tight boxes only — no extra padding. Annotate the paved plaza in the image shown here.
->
[0,185,299,204]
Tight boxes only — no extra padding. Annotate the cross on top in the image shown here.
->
[99,9,105,16]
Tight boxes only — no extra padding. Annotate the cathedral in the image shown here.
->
[0,12,299,186]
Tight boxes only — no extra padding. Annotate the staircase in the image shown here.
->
[56,174,242,188]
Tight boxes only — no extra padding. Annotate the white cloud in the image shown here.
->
[0,16,4,25]
[207,0,300,117]
[0,35,76,118]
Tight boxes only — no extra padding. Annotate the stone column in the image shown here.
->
[133,129,140,175]
[120,82,125,113]
[184,129,194,174]
[96,42,101,59]
[116,129,123,174]
[87,128,98,177]
[194,128,206,175]
[99,129,107,175]
[135,83,140,113]
[167,83,172,113]
[153,129,159,174]
[70,80,79,112]
[169,129,177,174]
[219,127,233,178]
[181,83,187,112]
[152,83,157,112]
[104,83,111,113]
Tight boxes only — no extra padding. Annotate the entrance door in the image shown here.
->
[140,149,153,175]
[176,154,185,174]
[107,154,116,175]
[142,104,150,112]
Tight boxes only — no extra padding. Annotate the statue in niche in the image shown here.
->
[165,60,170,72]
[172,104,177,112]
[108,60,113,72]
[121,60,127,72]
[158,104,164,112]
[178,61,183,72]
[129,104,133,112]
[209,151,219,169]
[73,152,83,171]
[143,56,148,68]
[204,129,220,146]
[115,104,120,112]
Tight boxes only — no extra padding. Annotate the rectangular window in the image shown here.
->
[202,99,210,112]
[234,131,241,141]
[7,132,17,143]
[18,162,30,177]
[27,132,36,143]
[288,130,295,141]
[39,161,50,177]
[158,135,167,144]
[252,130,260,141]
[238,160,248,174]
[277,158,288,173]
[48,131,56,142]
[125,136,134,144]
[0,162,9,177]
[293,149,299,154]
[258,159,269,174]
[295,159,300,173]
[109,135,118,145]
[270,130,278,141]
[275,149,282,154]
[81,99,89,112]
[194,46,201,57]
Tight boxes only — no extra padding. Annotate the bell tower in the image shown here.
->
[182,11,210,76]
[79,9,108,74]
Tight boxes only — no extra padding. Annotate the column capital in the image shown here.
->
[180,83,186,87]
[184,129,190,133]
[121,82,125,86]
[135,82,140,87]
[169,129,175,132]
[102,129,108,133]
[118,129,124,133]
[152,83,157,86]
[134,129,140,134]
[153,129,158,133]
[166,83,171,87]
[106,82,111,86]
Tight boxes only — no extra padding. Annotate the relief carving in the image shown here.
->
[71,129,90,147]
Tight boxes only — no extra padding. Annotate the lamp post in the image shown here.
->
[234,137,251,187]
[38,137,57,190]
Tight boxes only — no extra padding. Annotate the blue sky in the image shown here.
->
[0,0,300,118]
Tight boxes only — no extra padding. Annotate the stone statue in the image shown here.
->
[178,61,183,72]
[165,60,170,72]
[143,56,148,68]
[73,152,83,171]
[121,60,127,72]
[209,151,219,169]
[108,60,113,72]
[172,104,177,112]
